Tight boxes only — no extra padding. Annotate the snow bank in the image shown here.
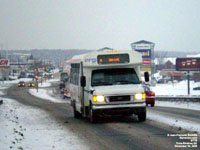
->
[48,78,60,82]
[155,101,200,111]
[1,78,32,84]
[0,98,89,150]
[152,81,200,96]
[28,89,67,103]
[38,82,51,88]
[147,110,200,133]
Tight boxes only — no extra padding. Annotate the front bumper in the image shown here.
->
[92,102,145,110]
[92,102,146,115]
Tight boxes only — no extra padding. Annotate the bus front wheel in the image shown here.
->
[138,112,146,122]
[89,104,98,123]
[73,104,81,119]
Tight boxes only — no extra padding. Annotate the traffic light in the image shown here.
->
[35,75,38,80]
[34,68,40,72]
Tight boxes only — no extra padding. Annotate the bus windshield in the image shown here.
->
[91,68,140,86]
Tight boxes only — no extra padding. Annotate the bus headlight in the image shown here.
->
[135,93,145,100]
[93,95,105,102]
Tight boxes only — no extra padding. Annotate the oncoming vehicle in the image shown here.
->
[63,90,71,99]
[28,82,35,87]
[60,88,69,94]
[18,81,25,87]
[143,85,155,107]
[69,50,149,123]
[47,73,54,79]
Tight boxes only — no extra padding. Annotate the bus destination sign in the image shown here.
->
[97,54,129,64]
[176,57,200,71]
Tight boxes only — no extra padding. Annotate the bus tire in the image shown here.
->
[73,105,81,119]
[138,112,146,122]
[89,104,97,123]
[151,102,155,107]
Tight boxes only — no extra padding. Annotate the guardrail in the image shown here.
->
[155,95,200,102]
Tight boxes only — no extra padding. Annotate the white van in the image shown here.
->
[69,50,149,123]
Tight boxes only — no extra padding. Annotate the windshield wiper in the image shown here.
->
[114,80,139,84]
[92,81,113,86]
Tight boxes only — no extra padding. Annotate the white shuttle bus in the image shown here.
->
[69,50,149,123]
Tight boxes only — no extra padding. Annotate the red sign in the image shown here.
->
[142,59,151,65]
[0,59,9,67]
[176,58,200,71]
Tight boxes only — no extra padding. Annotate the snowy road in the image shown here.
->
[2,80,199,150]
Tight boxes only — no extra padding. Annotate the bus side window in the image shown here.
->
[70,63,80,85]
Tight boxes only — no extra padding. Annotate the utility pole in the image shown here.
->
[0,43,3,51]
[187,71,190,95]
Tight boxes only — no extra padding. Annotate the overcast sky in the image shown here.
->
[0,0,200,52]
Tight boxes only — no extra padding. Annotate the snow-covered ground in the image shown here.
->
[52,68,59,73]
[47,78,60,82]
[0,78,32,85]
[155,101,200,111]
[147,100,200,133]
[1,75,200,150]
[147,111,200,133]
[152,80,200,96]
[28,89,67,103]
[0,98,89,150]
[0,76,88,150]
[38,82,51,88]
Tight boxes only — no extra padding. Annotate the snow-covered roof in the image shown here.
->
[187,53,200,57]
[131,40,154,45]
[154,57,176,65]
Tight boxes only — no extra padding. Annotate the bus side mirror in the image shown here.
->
[81,76,86,87]
[144,72,149,82]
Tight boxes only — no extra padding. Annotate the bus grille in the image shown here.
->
[109,95,130,102]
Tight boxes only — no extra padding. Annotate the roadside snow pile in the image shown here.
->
[38,82,51,88]
[8,76,18,80]
[3,78,32,84]
[48,78,60,82]
[28,89,67,103]
[152,81,200,96]
[0,78,32,86]
[0,91,5,95]
[0,98,89,150]
[52,68,59,73]
[156,101,200,111]
[147,110,200,133]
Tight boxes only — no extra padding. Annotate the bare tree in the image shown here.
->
[154,51,168,65]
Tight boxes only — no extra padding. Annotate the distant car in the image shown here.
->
[60,88,69,94]
[18,75,26,79]
[59,83,65,89]
[47,73,54,79]
[27,74,34,78]
[28,82,35,87]
[38,72,44,77]
[50,74,54,79]
[18,81,25,87]
[193,87,200,90]
[62,91,71,99]
[143,86,155,107]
